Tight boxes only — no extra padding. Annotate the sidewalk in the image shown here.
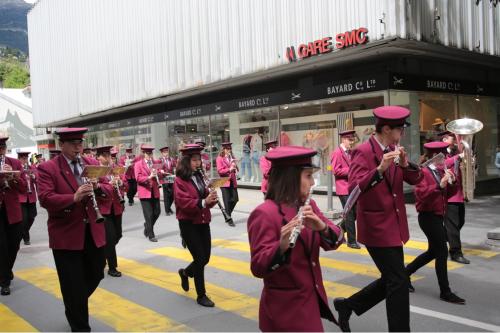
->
[229,188,500,249]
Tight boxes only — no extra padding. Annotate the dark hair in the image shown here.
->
[176,155,194,180]
[265,165,302,205]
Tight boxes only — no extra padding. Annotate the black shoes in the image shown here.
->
[451,254,470,264]
[1,286,10,296]
[226,219,236,227]
[108,269,122,277]
[166,210,174,216]
[347,242,361,249]
[409,283,415,293]
[440,291,465,304]
[197,295,215,307]
[128,202,134,206]
[149,236,158,242]
[333,298,352,332]
[23,240,31,246]
[178,269,189,291]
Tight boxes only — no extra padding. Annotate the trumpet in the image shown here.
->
[76,154,105,223]
[197,167,235,226]
[289,184,314,248]
[24,163,32,194]
[111,175,125,204]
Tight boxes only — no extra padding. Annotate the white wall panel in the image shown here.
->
[28,0,499,126]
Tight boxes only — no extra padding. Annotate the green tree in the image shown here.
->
[0,60,30,88]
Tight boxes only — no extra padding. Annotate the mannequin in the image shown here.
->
[250,130,263,182]
[241,134,252,182]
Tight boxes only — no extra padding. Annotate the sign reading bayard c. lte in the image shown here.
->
[285,27,368,62]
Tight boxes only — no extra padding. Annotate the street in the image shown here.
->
[1,189,500,332]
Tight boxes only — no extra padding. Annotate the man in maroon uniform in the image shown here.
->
[158,146,176,216]
[37,128,111,331]
[17,151,38,246]
[119,147,138,206]
[333,106,423,332]
[0,137,27,296]
[331,130,360,249]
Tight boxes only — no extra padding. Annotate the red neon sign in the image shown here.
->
[286,27,368,62]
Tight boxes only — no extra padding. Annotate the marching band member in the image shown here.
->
[247,146,344,332]
[259,140,277,195]
[331,130,360,249]
[119,147,138,206]
[37,128,111,331]
[17,151,38,246]
[82,147,97,162]
[442,130,470,264]
[0,137,27,296]
[174,144,218,307]
[216,142,238,226]
[96,146,127,277]
[135,144,161,242]
[34,153,45,165]
[333,106,423,332]
[195,141,211,172]
[110,148,118,166]
[159,146,175,216]
[406,141,465,304]
[49,149,61,160]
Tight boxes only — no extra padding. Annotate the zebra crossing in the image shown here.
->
[1,232,498,332]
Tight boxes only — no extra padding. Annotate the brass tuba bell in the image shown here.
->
[446,118,483,201]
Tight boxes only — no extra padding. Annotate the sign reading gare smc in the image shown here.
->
[286,27,368,62]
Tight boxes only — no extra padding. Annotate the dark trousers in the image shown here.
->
[127,179,137,204]
[103,213,122,270]
[406,212,451,294]
[339,195,357,243]
[220,186,238,216]
[444,202,465,256]
[179,221,211,297]
[52,225,105,332]
[347,246,410,332]
[21,202,37,242]
[140,198,161,238]
[0,206,22,288]
[162,183,174,213]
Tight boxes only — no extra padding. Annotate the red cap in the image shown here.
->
[195,141,206,147]
[140,144,155,152]
[35,153,43,158]
[264,140,278,148]
[437,130,452,137]
[125,147,133,153]
[17,151,30,157]
[424,141,449,153]
[82,147,92,153]
[110,148,118,157]
[339,130,356,137]
[159,146,169,152]
[373,106,411,127]
[266,146,317,168]
[55,128,88,141]
[221,142,232,148]
[180,144,203,156]
[0,136,9,146]
[95,145,113,155]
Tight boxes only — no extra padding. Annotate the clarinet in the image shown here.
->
[0,155,10,189]
[77,154,105,223]
[112,175,126,204]
[289,185,314,248]
[24,163,32,194]
[197,168,234,225]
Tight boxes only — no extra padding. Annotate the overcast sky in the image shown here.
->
[24,0,37,4]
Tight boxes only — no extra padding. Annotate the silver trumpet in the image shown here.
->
[76,154,105,223]
[151,166,163,189]
[197,167,235,226]
[289,184,314,248]
[24,163,32,194]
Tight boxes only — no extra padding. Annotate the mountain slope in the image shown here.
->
[0,0,33,54]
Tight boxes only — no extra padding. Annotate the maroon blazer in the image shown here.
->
[259,155,271,193]
[173,175,215,224]
[37,155,109,250]
[201,153,211,172]
[216,155,237,188]
[157,157,175,185]
[247,199,343,332]
[118,155,136,180]
[348,136,423,247]
[97,174,127,216]
[19,165,37,204]
[331,146,351,196]
[414,167,448,216]
[0,157,27,224]
[134,159,161,199]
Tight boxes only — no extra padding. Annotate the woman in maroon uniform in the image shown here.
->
[247,146,344,332]
[406,141,465,304]
[174,144,218,307]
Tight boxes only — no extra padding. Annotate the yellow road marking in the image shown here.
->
[15,267,189,332]
[118,257,259,321]
[405,240,498,259]
[212,239,427,279]
[0,303,38,332]
[149,247,360,298]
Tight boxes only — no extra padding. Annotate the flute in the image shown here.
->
[289,184,314,248]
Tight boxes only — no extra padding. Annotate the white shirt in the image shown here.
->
[373,135,388,152]
[63,154,83,175]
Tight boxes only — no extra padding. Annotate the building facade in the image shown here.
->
[28,0,500,191]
